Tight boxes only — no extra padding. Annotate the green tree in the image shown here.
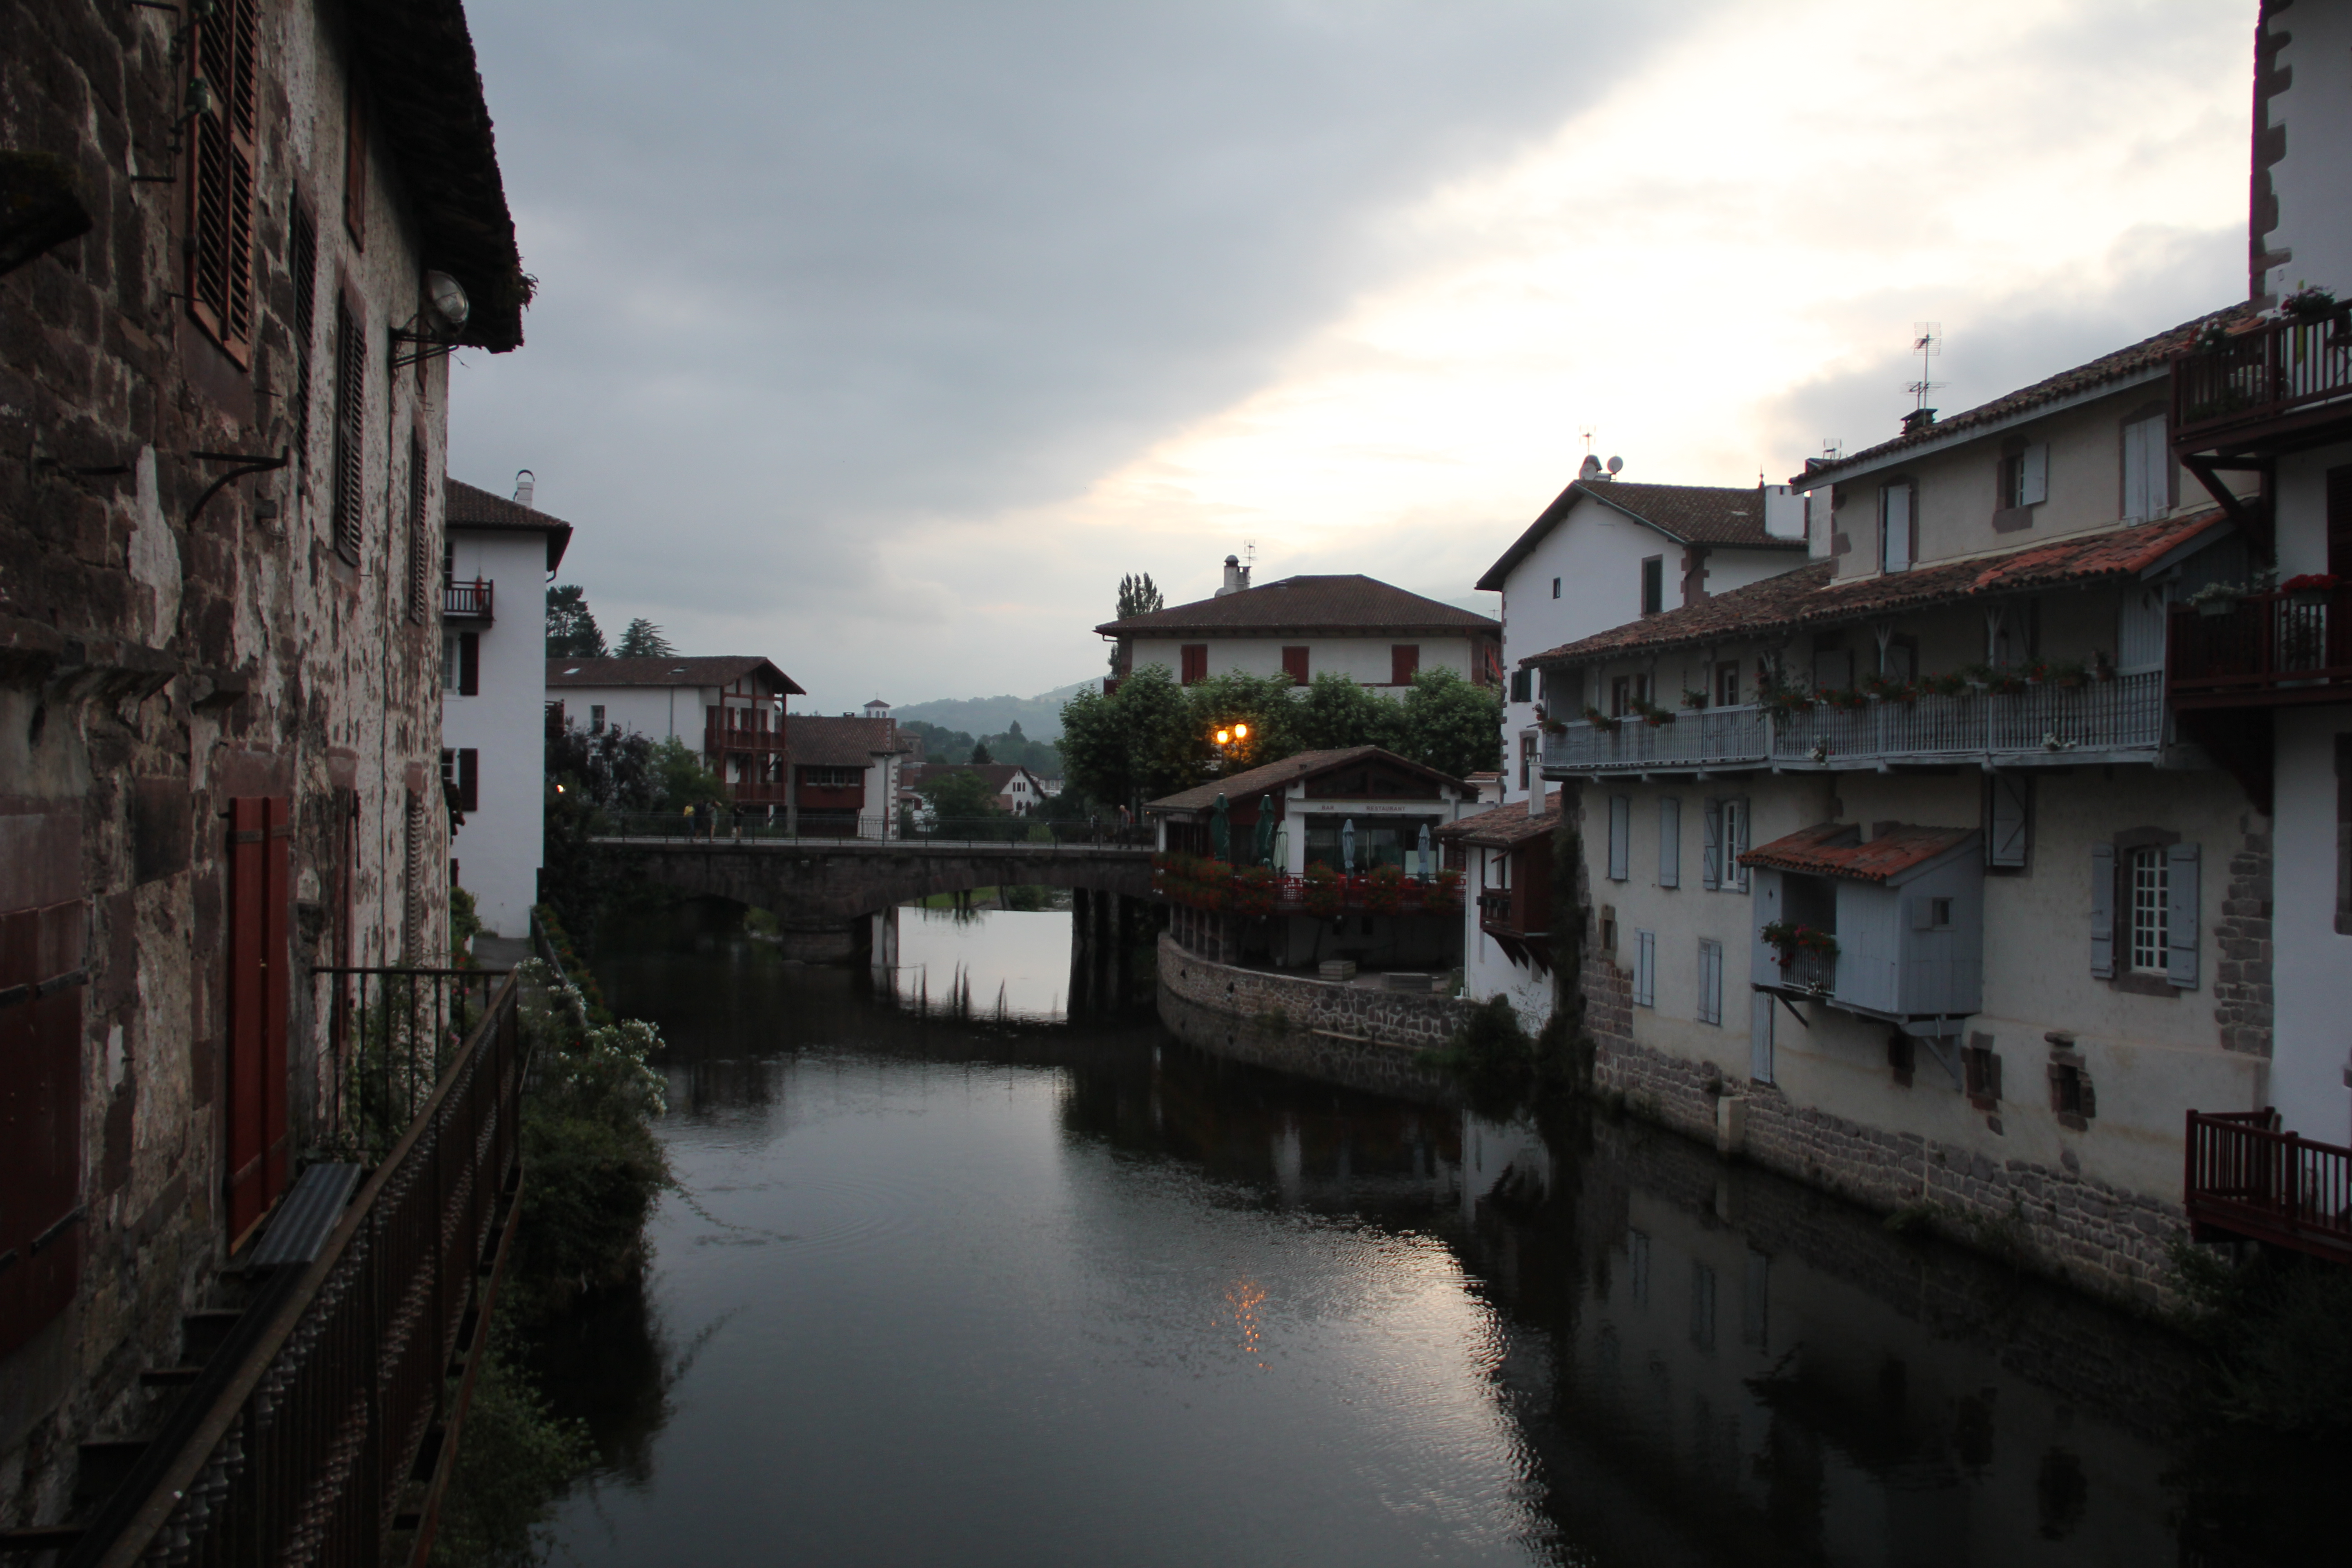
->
[546,584,606,658]
[1290,670,1399,753]
[969,739,994,765]
[614,617,675,657]
[647,737,726,812]
[1059,664,1195,812]
[1182,669,1298,775]
[1116,573,1163,620]
[1394,667,1504,779]
[917,767,1003,824]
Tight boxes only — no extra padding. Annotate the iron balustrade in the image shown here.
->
[1773,948,1837,995]
[2168,587,2352,706]
[2184,1108,2352,1264]
[440,578,492,620]
[1541,675,2165,774]
[2171,312,2352,446]
[74,973,527,1568]
[315,966,508,1165]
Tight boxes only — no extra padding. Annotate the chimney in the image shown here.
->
[1215,554,1249,597]
[512,469,536,508]
[1900,408,1936,436]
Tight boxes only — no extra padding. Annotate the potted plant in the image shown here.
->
[1823,686,1870,712]
[1582,704,1617,733]
[2282,284,2339,324]
[2186,580,2249,619]
[1302,861,1343,918]
[1681,688,1709,710]
[1759,683,1813,718]
[1632,697,1674,727]
[2283,572,2340,609]
[2043,658,2089,689]
[1920,670,1969,698]
[1759,920,1839,964]
[1362,863,1406,915]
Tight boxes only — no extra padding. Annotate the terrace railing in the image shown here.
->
[72,972,526,1568]
[2185,1108,2352,1265]
[2171,312,2352,447]
[1540,704,1769,773]
[441,578,492,621]
[2168,587,2352,707]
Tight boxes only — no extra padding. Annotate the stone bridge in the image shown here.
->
[591,835,1155,924]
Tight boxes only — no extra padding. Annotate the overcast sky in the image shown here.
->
[450,0,2253,713]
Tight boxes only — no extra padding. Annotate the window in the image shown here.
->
[2048,1058,2094,1131]
[1963,1035,2002,1111]
[405,432,430,622]
[1985,772,2031,869]
[1714,660,1739,707]
[1607,795,1630,882]
[1880,637,1918,684]
[289,200,318,463]
[1509,667,1532,704]
[332,298,365,563]
[1640,556,1664,615]
[801,765,863,787]
[1551,576,1562,599]
[1705,797,1750,892]
[2121,416,2168,522]
[590,704,606,732]
[1658,797,1680,888]
[1998,442,2050,510]
[1697,938,1723,1025]
[440,747,479,813]
[444,632,479,696]
[1518,733,1534,791]
[2092,837,2198,987]
[1880,481,1914,573]
[1609,673,1648,717]
[1282,646,1310,685]
[1180,644,1208,684]
[1634,929,1656,1008]
[2127,845,2168,974]
[1391,644,1421,685]
[186,0,259,364]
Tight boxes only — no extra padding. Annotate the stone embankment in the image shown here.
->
[1155,934,1469,1103]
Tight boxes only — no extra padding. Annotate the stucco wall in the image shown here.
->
[2273,708,2352,1144]
[2261,0,2352,300]
[559,681,726,747]
[1128,633,1478,690]
[443,530,547,936]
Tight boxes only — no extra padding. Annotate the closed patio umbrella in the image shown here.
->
[1342,817,1356,873]
[1252,797,1275,867]
[1417,822,1432,879]
[1210,793,1231,861]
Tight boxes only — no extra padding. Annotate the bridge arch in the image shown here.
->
[595,839,1156,925]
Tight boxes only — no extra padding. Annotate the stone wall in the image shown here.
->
[1156,934,1468,1103]
[2212,813,2276,1056]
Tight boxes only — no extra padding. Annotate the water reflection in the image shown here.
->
[549,907,2334,1567]
[889,906,1073,1021]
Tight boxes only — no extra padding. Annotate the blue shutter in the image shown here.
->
[1730,797,1751,892]
[2090,844,2115,978]
[2166,843,2200,988]
[1659,797,1681,888]
[1635,929,1656,1008]
[1608,795,1630,882]
[1749,992,1775,1083]
[1702,799,1722,890]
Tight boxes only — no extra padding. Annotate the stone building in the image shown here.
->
[0,0,526,1531]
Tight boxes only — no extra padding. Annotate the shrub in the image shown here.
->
[1302,861,1343,918]
[1362,863,1405,915]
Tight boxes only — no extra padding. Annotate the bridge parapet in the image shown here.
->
[592,835,1154,923]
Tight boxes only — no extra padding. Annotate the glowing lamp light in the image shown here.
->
[1215,728,1231,745]
[1233,723,1249,739]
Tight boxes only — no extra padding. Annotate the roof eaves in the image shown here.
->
[1790,363,2171,491]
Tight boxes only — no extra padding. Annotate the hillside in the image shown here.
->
[892,678,1097,742]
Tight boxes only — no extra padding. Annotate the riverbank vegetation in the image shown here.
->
[2170,1240,2352,1437]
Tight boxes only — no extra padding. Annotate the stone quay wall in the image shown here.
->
[1156,935,1470,1103]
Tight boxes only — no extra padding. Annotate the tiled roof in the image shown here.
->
[547,656,804,694]
[1740,822,1976,883]
[1792,304,2255,488]
[1434,794,1559,849]
[788,715,898,767]
[1520,507,2231,668]
[446,479,573,571]
[1477,480,1806,591]
[1147,745,1468,812]
[906,763,1038,792]
[1097,575,1498,637]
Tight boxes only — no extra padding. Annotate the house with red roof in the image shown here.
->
[1524,309,2274,1311]
[548,655,804,808]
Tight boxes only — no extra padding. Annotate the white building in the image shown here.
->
[442,476,573,939]
[1098,559,1501,695]
[2170,0,2352,1151]
[547,655,804,808]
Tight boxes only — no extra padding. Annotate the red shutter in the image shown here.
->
[225,797,290,1241]
[1281,646,1310,685]
[0,897,87,1358]
[458,632,480,696]
[1181,644,1208,684]
[458,749,480,813]
[1391,644,1421,685]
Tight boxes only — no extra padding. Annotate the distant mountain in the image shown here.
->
[891,678,1098,742]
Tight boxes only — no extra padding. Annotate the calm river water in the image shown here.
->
[534,905,2332,1567]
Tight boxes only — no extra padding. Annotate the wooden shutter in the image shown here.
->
[2019,443,2050,506]
[2090,843,2116,978]
[1658,796,1680,888]
[1509,667,1530,704]
[406,432,430,622]
[2166,842,2200,988]
[1881,484,1911,572]
[1986,772,2030,868]
[1698,938,1722,1024]
[1391,645,1421,685]
[225,797,290,1241]
[458,748,480,813]
[186,0,259,364]
[1282,646,1310,685]
[343,69,368,245]
[1728,797,1751,892]
[332,298,365,563]
[1634,929,1656,1008]
[1701,799,1722,890]
[458,632,479,696]
[0,895,87,1359]
[1180,644,1207,684]
[1749,992,1774,1084]
[289,201,318,462]
[1608,795,1630,882]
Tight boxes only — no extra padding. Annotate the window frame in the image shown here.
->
[1640,555,1664,616]
[186,0,260,366]
[1390,644,1421,686]
[1179,643,1208,685]
[1879,480,1915,573]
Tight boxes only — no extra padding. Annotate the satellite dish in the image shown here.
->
[1578,454,1603,480]
[424,270,471,332]
[1606,456,1624,476]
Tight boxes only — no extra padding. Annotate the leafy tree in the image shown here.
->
[969,740,994,765]
[614,617,675,658]
[1058,664,1198,812]
[546,584,606,658]
[901,719,975,764]
[1395,667,1504,780]
[1182,669,1298,775]
[1290,670,1399,753]
[917,767,1003,823]
[647,737,727,812]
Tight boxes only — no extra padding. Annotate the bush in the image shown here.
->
[2170,1240,2352,1436]
[450,885,483,962]
[427,1341,593,1567]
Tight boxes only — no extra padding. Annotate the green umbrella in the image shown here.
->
[1210,793,1231,861]
[1252,796,1275,867]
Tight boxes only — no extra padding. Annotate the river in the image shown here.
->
[530,904,2332,1566]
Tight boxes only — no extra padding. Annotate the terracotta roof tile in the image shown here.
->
[1434,794,1560,848]
[1098,575,1497,637]
[1740,821,1975,883]
[547,656,804,694]
[788,715,900,768]
[1520,507,2230,668]
[447,479,573,571]
[1477,480,1805,591]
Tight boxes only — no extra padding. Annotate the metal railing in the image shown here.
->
[2185,1108,2352,1264]
[1541,674,2166,774]
[76,974,527,1568]
[441,578,492,620]
[316,966,508,1164]
[594,812,1150,848]
[1771,949,1837,995]
[2172,313,2352,444]
[2169,587,2352,705]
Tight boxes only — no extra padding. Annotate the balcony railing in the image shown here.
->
[706,710,785,756]
[1770,948,1837,995]
[2171,313,2352,447]
[2185,1108,2352,1265]
[1542,673,2166,775]
[2168,587,2352,708]
[442,577,493,620]
[72,972,526,1567]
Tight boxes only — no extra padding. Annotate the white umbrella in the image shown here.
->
[1342,818,1356,873]
[1417,822,1432,879]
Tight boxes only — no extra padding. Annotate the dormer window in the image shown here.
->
[1994,441,2049,533]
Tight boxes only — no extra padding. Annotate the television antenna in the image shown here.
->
[1242,539,1256,572]
[1906,323,1945,412]
[1822,437,1843,461]
[1579,425,1595,453]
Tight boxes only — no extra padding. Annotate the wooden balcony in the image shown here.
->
[1476,884,1552,972]
[728,780,791,807]
[705,707,785,756]
[442,577,493,621]
[2171,313,2352,453]
[2168,587,2352,709]
[2185,1109,2352,1265]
